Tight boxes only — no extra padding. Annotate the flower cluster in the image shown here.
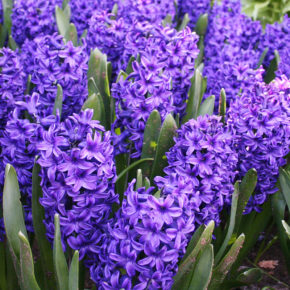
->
[203,0,262,107]
[112,24,199,157]
[37,109,118,259]
[86,10,129,77]
[227,70,290,213]
[0,93,55,235]
[91,180,195,289]
[258,15,290,78]
[11,0,62,46]
[177,0,211,28]
[21,33,88,119]
[117,0,176,25]
[0,48,27,136]
[156,115,238,227]
[70,0,115,37]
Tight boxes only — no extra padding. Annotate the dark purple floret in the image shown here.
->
[20,34,88,119]
[112,24,199,157]
[177,0,211,29]
[203,0,263,108]
[227,70,290,213]
[70,0,116,37]
[37,109,118,259]
[11,0,62,46]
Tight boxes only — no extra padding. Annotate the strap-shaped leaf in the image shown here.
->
[32,161,56,289]
[256,47,269,69]
[178,13,190,31]
[19,232,40,290]
[173,221,214,288]
[136,169,143,189]
[53,84,63,118]
[265,50,280,83]
[0,242,6,290]
[188,244,214,290]
[237,268,262,284]
[209,234,245,290]
[279,168,290,211]
[69,251,79,290]
[195,13,208,36]
[215,182,239,264]
[2,0,13,34]
[150,114,177,182]
[65,23,78,46]
[198,95,215,117]
[53,214,69,290]
[55,5,71,38]
[3,164,28,260]
[218,88,226,123]
[82,93,105,126]
[234,168,257,234]
[282,220,290,239]
[141,110,161,177]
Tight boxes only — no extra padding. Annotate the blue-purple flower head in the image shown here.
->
[112,24,199,157]
[156,115,238,227]
[177,0,211,29]
[227,70,290,213]
[0,48,27,135]
[91,180,195,289]
[0,93,55,235]
[203,0,263,108]
[37,109,118,259]
[21,33,88,119]
[12,0,62,46]
[70,0,116,37]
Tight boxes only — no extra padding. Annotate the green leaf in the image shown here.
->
[3,164,28,260]
[2,0,13,34]
[82,93,105,126]
[178,13,190,31]
[112,3,118,15]
[65,23,78,46]
[53,84,63,118]
[5,243,20,290]
[18,232,40,290]
[173,221,214,289]
[150,114,177,183]
[234,168,257,234]
[181,225,205,264]
[126,56,135,74]
[140,110,161,177]
[62,0,70,9]
[264,50,280,83]
[183,69,203,123]
[69,251,79,290]
[116,158,154,184]
[215,182,240,265]
[8,35,17,50]
[209,234,245,290]
[282,220,290,239]
[197,95,215,117]
[256,47,269,69]
[0,242,6,290]
[55,5,71,38]
[144,177,150,190]
[195,13,208,36]
[279,168,290,211]
[271,191,290,271]
[32,161,56,289]
[116,70,128,83]
[218,88,226,123]
[136,169,143,189]
[87,48,111,130]
[53,214,69,290]
[188,244,214,290]
[87,77,99,96]
[237,268,262,284]
[162,14,172,27]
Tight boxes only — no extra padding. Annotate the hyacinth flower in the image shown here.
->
[21,33,88,119]
[203,0,263,108]
[177,0,211,29]
[227,69,290,213]
[90,115,237,289]
[112,24,199,157]
[258,15,290,78]
[70,0,116,37]
[11,0,62,46]
[37,109,118,259]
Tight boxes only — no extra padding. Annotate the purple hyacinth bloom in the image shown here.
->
[11,0,62,46]
[112,24,199,157]
[178,0,211,29]
[20,34,88,119]
[91,180,195,289]
[70,0,116,37]
[203,0,263,108]
[37,109,118,259]
[227,71,290,213]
